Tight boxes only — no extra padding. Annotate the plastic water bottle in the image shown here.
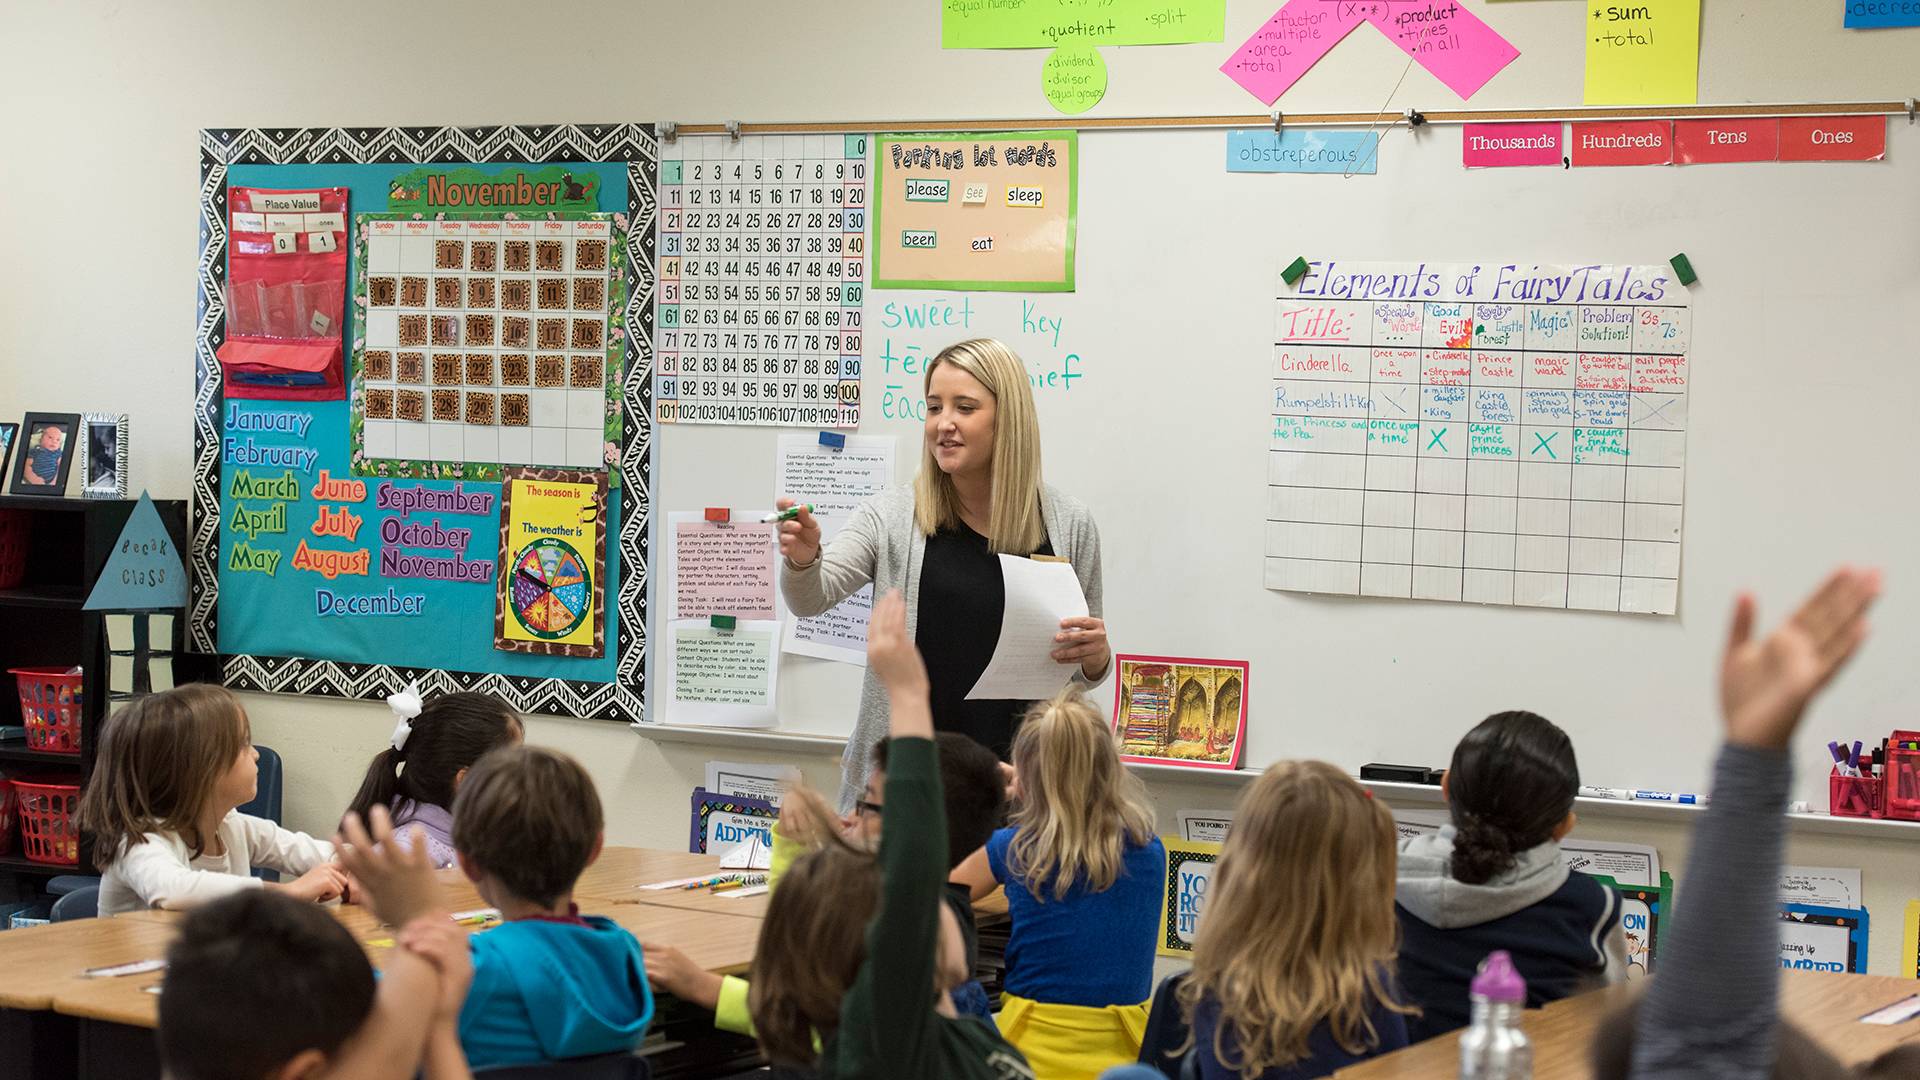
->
[1458,950,1532,1080]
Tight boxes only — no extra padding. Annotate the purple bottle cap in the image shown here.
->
[1471,950,1527,1003]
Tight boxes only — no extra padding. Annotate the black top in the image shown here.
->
[916,521,1053,760]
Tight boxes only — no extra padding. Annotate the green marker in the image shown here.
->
[760,504,828,524]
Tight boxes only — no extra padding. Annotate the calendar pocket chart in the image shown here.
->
[657,134,866,428]
[354,212,624,478]
[1266,260,1690,615]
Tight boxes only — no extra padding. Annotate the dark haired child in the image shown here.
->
[1394,710,1626,1040]
[346,685,522,869]
[162,805,472,1080]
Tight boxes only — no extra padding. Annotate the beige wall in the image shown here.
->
[3,0,1916,973]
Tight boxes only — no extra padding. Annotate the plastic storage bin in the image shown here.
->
[10,667,83,754]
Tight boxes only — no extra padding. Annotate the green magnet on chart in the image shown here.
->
[1670,253,1696,286]
[710,615,736,631]
[1282,256,1310,286]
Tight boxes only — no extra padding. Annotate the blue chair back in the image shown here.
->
[474,1053,649,1078]
[51,885,99,922]
[1137,970,1193,1078]
[238,745,284,882]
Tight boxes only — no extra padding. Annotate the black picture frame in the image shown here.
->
[0,423,17,488]
[10,412,81,496]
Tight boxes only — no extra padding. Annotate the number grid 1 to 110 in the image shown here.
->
[657,134,868,428]
[1265,295,1689,615]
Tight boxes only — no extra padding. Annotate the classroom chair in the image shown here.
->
[237,745,283,882]
[50,885,99,922]
[473,1051,649,1078]
[1135,971,1194,1080]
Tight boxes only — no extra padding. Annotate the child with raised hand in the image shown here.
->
[645,731,1008,1030]
[950,691,1164,1078]
[1179,760,1414,1080]
[158,804,469,1080]
[1394,710,1626,1039]
[1589,567,1920,1080]
[750,590,1034,1079]
[80,684,346,916]
[345,684,522,869]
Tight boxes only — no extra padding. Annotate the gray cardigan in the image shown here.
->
[781,483,1106,810]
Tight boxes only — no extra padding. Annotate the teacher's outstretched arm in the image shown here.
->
[777,495,879,618]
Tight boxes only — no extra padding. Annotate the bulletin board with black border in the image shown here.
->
[189,124,656,720]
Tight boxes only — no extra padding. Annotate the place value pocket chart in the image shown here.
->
[657,134,867,427]
[1266,260,1690,615]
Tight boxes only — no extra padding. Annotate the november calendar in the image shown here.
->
[352,213,624,477]
[657,134,867,428]
[1266,260,1690,615]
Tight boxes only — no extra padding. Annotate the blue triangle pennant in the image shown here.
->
[85,492,187,611]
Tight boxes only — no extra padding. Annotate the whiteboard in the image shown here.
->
[647,124,1919,805]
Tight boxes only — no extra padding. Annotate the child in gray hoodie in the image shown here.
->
[1393,711,1627,1040]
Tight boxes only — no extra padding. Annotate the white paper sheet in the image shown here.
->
[1562,838,1660,887]
[1778,866,1862,909]
[660,618,781,728]
[718,834,773,870]
[704,760,791,805]
[773,434,895,665]
[661,510,780,621]
[1178,809,1236,844]
[965,555,1087,701]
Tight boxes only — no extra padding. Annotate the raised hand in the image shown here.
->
[867,590,928,697]
[335,804,445,928]
[1720,566,1881,751]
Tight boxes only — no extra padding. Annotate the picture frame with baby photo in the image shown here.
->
[80,413,129,499]
[10,412,81,496]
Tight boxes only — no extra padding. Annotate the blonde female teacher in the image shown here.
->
[778,338,1109,810]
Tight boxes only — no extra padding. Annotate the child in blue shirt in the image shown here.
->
[449,746,652,1069]
[955,691,1165,1079]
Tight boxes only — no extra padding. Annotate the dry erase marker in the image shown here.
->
[760,505,828,524]
[1579,786,1708,806]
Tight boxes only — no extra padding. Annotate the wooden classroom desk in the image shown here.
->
[1333,971,1920,1078]
[0,916,178,1012]
[49,849,769,1033]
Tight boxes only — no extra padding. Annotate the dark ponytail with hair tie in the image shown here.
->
[343,692,521,825]
[1446,711,1579,886]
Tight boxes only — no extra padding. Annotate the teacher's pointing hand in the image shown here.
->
[774,496,822,566]
[1052,615,1110,680]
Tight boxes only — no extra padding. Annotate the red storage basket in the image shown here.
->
[1829,771,1882,818]
[11,667,83,754]
[0,510,27,589]
[14,777,80,865]
[0,778,15,856]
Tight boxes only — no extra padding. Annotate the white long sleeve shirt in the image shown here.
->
[98,811,334,916]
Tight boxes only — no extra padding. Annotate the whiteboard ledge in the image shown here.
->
[1126,765,1920,839]
[630,722,848,755]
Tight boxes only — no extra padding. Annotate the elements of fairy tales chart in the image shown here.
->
[353,213,623,478]
[1265,261,1690,616]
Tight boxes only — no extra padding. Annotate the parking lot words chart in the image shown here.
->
[353,213,624,478]
[1266,261,1690,615]
[656,134,867,428]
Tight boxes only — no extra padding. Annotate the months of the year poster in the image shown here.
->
[1266,260,1690,615]
[657,135,867,427]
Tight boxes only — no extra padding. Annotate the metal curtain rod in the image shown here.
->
[662,99,1917,137]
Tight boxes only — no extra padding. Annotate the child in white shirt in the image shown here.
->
[79,684,344,916]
